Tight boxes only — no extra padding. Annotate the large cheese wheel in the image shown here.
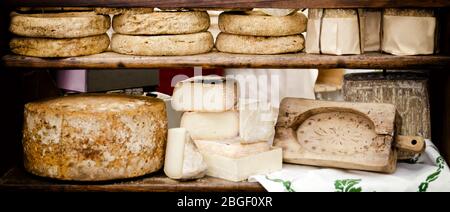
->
[113,11,210,35]
[10,12,110,38]
[10,34,110,58]
[219,11,307,36]
[111,32,214,56]
[215,32,305,55]
[23,94,167,181]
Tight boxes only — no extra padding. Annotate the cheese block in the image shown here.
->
[111,32,214,56]
[22,94,167,181]
[199,147,282,182]
[218,11,307,36]
[113,11,210,35]
[239,100,277,144]
[10,34,110,58]
[194,138,271,158]
[10,12,110,38]
[172,76,238,112]
[215,32,305,55]
[180,111,239,140]
[95,8,154,15]
[164,128,207,180]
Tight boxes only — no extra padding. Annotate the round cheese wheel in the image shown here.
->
[218,11,307,36]
[10,12,110,38]
[23,94,167,181]
[10,34,110,58]
[113,11,210,35]
[215,32,305,55]
[111,32,214,56]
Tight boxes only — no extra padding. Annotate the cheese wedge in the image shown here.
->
[180,111,239,140]
[194,138,271,158]
[164,128,207,180]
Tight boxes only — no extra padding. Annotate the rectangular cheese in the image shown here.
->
[194,138,271,158]
[180,111,239,140]
[239,100,277,144]
[200,148,283,182]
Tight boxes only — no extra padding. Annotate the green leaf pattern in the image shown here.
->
[265,176,296,192]
[334,179,362,192]
[418,156,445,192]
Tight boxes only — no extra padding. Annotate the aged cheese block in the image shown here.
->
[10,34,110,58]
[95,8,154,15]
[239,100,277,144]
[171,76,238,112]
[113,11,210,35]
[218,11,307,36]
[164,128,207,180]
[274,98,425,173]
[215,32,305,55]
[23,94,167,181]
[194,138,271,158]
[180,111,239,140]
[10,12,110,38]
[111,32,214,56]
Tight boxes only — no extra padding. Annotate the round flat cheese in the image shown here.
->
[219,11,307,36]
[10,34,110,58]
[10,12,110,38]
[215,32,305,55]
[111,32,214,56]
[23,94,167,181]
[113,11,210,35]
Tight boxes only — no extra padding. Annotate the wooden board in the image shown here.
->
[274,98,398,173]
[4,0,450,8]
[3,52,450,69]
[0,166,265,192]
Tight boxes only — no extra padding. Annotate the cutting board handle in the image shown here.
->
[395,136,426,154]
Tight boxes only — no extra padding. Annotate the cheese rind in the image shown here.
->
[23,94,167,181]
[180,111,239,140]
[194,138,271,158]
[164,128,207,180]
[172,76,238,112]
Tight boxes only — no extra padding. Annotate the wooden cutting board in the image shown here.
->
[274,98,425,173]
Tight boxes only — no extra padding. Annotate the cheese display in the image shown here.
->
[111,32,214,56]
[10,12,110,38]
[180,111,239,140]
[216,33,305,55]
[305,9,364,55]
[239,100,277,144]
[218,11,307,36]
[113,11,210,35]
[194,138,271,158]
[10,34,110,58]
[22,94,167,181]
[382,9,436,55]
[164,128,207,180]
[171,76,238,112]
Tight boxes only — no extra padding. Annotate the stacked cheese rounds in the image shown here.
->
[216,11,307,54]
[10,11,110,57]
[23,94,168,181]
[111,10,214,56]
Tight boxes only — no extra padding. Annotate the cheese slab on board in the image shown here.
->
[239,100,277,144]
[180,111,239,140]
[194,138,271,158]
[199,148,282,182]
[172,76,238,112]
[164,128,207,180]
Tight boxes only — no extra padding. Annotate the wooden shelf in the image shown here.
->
[0,166,264,192]
[4,52,450,70]
[5,0,450,9]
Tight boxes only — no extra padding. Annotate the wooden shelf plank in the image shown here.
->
[5,0,450,9]
[0,166,265,192]
[3,52,450,70]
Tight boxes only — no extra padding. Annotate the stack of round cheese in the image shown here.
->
[23,94,167,181]
[215,11,307,54]
[10,11,111,57]
[111,10,214,56]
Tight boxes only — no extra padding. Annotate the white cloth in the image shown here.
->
[249,140,450,192]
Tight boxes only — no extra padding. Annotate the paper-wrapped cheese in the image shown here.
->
[382,9,436,56]
[23,94,167,181]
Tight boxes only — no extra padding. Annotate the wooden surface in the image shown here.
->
[274,98,398,173]
[3,52,450,69]
[0,166,265,192]
[4,0,450,8]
